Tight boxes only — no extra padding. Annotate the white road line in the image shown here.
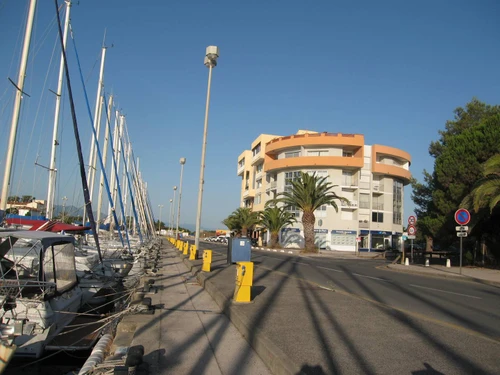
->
[409,284,482,299]
[292,262,310,266]
[352,273,387,281]
[317,266,343,273]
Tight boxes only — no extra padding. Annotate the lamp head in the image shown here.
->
[180,157,186,165]
[173,186,177,190]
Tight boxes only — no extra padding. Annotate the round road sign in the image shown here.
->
[455,208,471,226]
[408,215,416,225]
[407,225,417,236]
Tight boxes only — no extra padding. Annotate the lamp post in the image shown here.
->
[158,204,163,234]
[176,157,186,240]
[168,198,173,235]
[62,196,67,222]
[194,46,219,256]
[172,186,177,238]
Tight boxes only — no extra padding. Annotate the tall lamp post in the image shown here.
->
[194,46,219,256]
[62,196,67,222]
[172,186,177,238]
[168,198,173,235]
[176,157,186,239]
[158,204,163,234]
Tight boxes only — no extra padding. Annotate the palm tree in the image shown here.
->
[271,172,348,253]
[259,205,296,248]
[463,154,500,213]
[225,207,260,237]
[222,215,240,235]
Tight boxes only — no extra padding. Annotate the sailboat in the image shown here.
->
[0,230,84,358]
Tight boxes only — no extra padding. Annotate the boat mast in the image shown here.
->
[83,44,107,224]
[47,0,71,220]
[96,94,113,225]
[0,0,38,212]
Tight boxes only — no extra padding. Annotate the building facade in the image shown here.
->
[237,130,411,252]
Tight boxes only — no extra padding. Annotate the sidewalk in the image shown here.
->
[178,242,500,375]
[111,243,271,374]
[385,262,500,287]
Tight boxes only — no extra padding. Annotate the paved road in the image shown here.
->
[194,240,500,342]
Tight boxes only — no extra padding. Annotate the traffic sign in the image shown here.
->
[455,226,468,232]
[455,208,471,226]
[457,232,468,237]
[408,215,416,225]
[407,235,416,240]
[407,225,417,236]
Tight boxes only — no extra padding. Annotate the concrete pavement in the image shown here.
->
[111,243,271,374]
[179,241,500,375]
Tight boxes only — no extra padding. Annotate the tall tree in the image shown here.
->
[259,205,296,248]
[271,172,347,253]
[412,99,500,252]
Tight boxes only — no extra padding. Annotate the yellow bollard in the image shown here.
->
[189,245,197,260]
[202,250,212,272]
[179,241,184,252]
[233,261,253,303]
[183,242,189,255]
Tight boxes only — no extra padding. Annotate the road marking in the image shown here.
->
[409,284,482,299]
[352,273,388,281]
[292,262,310,266]
[317,266,343,273]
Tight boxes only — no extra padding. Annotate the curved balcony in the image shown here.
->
[266,132,364,154]
[371,145,412,183]
[264,155,363,172]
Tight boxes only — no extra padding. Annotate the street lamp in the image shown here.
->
[176,157,186,239]
[172,186,177,238]
[158,204,164,234]
[168,198,173,235]
[62,196,67,222]
[194,46,219,256]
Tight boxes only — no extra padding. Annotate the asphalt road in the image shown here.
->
[192,239,500,342]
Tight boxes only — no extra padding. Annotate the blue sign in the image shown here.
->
[370,230,392,235]
[332,230,356,235]
[281,228,300,233]
[455,208,471,226]
[314,229,328,233]
[360,230,369,235]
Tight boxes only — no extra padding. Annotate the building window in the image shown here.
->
[285,151,301,158]
[285,171,301,191]
[343,150,353,157]
[238,159,245,168]
[255,194,261,205]
[359,193,369,209]
[256,163,263,173]
[307,150,328,156]
[393,180,403,224]
[256,179,262,189]
[252,143,261,156]
[372,196,384,210]
[372,212,384,223]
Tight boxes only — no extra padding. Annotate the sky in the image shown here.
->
[0,0,499,230]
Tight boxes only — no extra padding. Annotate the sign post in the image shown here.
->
[454,208,471,275]
[404,216,417,264]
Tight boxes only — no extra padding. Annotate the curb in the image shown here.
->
[382,265,500,288]
[181,257,302,375]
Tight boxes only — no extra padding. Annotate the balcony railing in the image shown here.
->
[237,165,244,175]
[372,183,384,192]
[265,180,277,192]
[341,200,358,209]
[372,203,384,210]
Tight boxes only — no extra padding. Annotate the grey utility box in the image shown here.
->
[227,237,252,264]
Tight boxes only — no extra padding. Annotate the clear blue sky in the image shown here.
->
[0,0,499,229]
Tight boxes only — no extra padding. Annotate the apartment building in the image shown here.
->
[237,130,411,252]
